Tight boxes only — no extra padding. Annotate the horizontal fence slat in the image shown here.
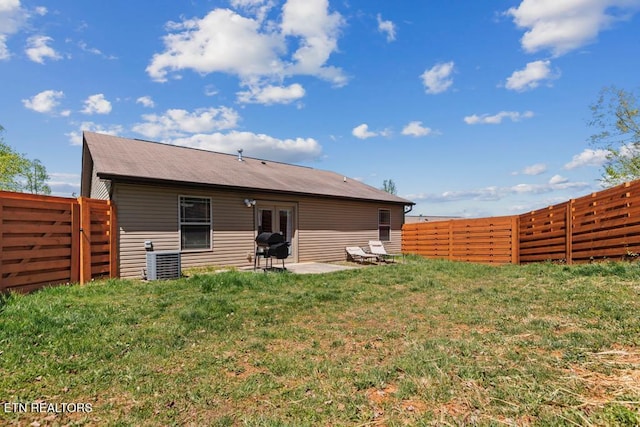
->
[2,259,72,274]
[572,245,640,260]
[520,246,567,256]
[2,236,73,247]
[2,270,72,288]
[520,236,566,249]
[572,222,640,243]
[2,211,72,222]
[0,198,73,211]
[520,253,567,263]
[519,231,566,244]
[5,224,72,234]
[2,247,73,261]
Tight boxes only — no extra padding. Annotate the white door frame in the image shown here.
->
[255,201,298,262]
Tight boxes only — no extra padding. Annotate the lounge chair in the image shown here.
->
[345,246,379,264]
[368,240,402,263]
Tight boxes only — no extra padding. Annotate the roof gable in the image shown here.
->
[82,132,413,205]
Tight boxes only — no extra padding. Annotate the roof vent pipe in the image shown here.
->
[237,148,244,162]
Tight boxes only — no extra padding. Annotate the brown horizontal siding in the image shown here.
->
[114,183,406,277]
[297,198,403,262]
[114,183,258,278]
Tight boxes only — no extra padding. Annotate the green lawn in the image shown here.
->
[1,258,639,426]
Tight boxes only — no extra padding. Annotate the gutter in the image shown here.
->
[404,204,414,215]
[98,173,415,206]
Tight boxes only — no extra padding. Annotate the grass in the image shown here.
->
[1,258,639,426]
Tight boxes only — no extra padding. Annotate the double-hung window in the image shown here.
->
[179,196,212,250]
[378,209,391,241]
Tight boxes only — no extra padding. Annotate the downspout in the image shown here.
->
[404,204,413,215]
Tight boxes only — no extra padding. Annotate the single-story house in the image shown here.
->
[81,132,414,278]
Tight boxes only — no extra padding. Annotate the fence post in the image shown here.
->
[448,220,453,261]
[566,201,573,265]
[71,201,80,283]
[108,201,118,278]
[79,198,92,284]
[512,215,517,264]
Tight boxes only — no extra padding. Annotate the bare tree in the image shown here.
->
[24,159,51,195]
[382,179,397,195]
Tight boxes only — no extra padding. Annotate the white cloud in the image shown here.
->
[22,89,64,114]
[506,0,640,56]
[66,122,123,146]
[132,107,240,140]
[520,163,548,175]
[237,82,305,105]
[549,174,569,185]
[230,0,275,21]
[231,0,271,7]
[377,14,396,42]
[464,110,534,125]
[78,41,101,55]
[281,0,346,85]
[406,179,591,204]
[352,123,378,139]
[505,60,558,92]
[620,143,640,158]
[25,35,61,63]
[172,131,322,163]
[147,9,285,83]
[78,41,117,59]
[204,85,219,97]
[0,0,27,60]
[420,61,455,94]
[34,6,47,16]
[0,34,8,60]
[564,148,610,169]
[401,121,432,137]
[81,94,112,115]
[136,96,155,108]
[47,172,80,197]
[147,1,347,89]
[0,0,21,12]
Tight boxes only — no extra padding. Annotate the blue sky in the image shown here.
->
[1,0,639,217]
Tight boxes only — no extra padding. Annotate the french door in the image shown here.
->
[256,203,297,261]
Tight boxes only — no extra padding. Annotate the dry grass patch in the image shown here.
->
[565,348,640,408]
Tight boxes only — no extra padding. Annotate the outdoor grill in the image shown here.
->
[254,232,290,271]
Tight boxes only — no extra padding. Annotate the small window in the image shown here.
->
[179,196,211,250]
[379,209,391,241]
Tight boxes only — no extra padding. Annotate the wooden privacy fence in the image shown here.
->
[403,215,519,264]
[520,180,640,264]
[0,191,117,293]
[403,180,640,265]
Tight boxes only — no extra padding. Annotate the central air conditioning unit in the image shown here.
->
[146,251,181,280]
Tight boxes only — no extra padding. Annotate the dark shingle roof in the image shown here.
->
[83,132,413,205]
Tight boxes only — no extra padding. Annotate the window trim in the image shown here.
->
[178,195,213,252]
[378,208,391,242]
